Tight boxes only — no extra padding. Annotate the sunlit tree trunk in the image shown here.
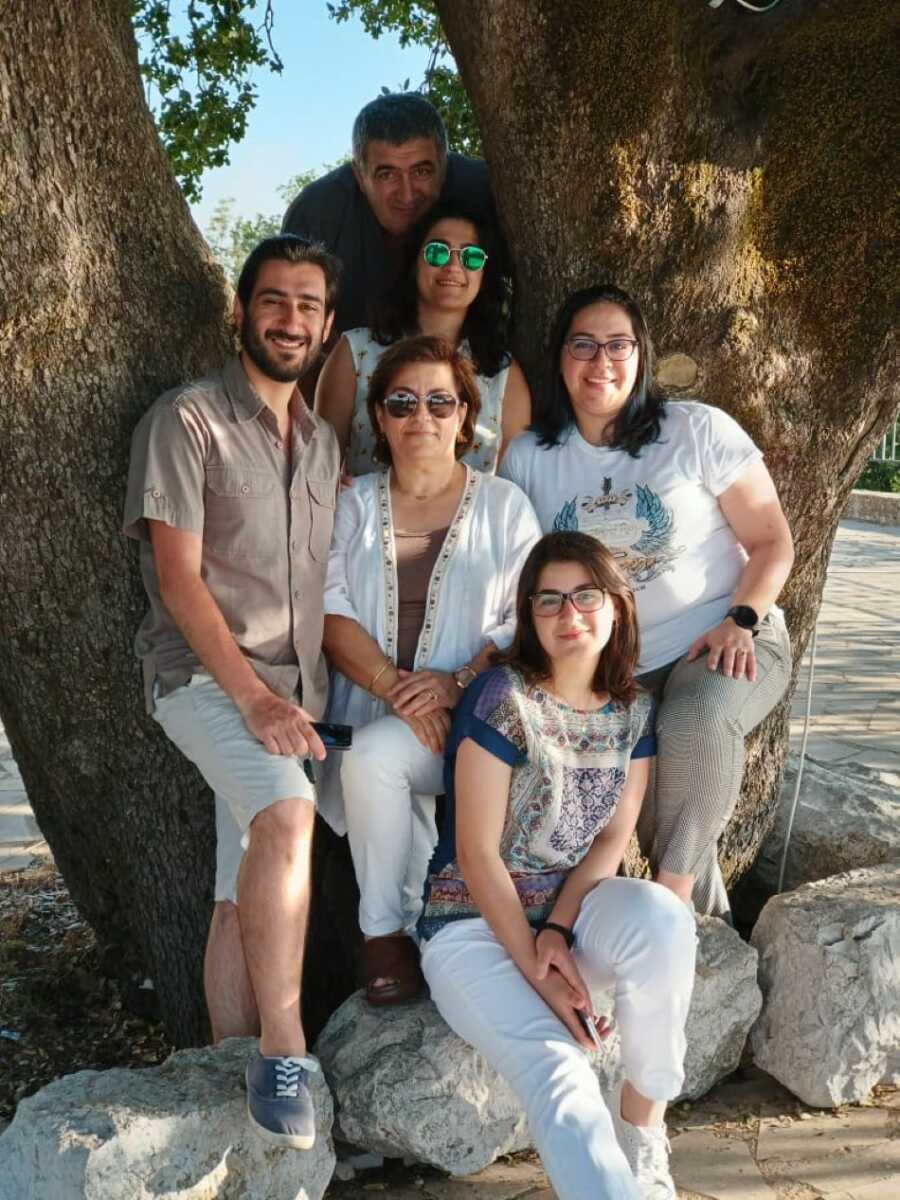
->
[438,0,897,884]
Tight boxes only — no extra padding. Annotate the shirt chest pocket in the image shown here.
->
[204,467,281,561]
[306,478,336,563]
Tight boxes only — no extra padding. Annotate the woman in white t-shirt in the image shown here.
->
[500,284,794,917]
[315,203,531,475]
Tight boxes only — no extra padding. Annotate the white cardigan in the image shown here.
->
[317,465,541,834]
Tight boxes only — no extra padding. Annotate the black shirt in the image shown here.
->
[281,154,498,340]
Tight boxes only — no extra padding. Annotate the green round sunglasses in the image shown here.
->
[422,240,488,271]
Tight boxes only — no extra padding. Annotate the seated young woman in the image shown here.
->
[317,334,541,1006]
[418,531,696,1200]
[314,203,531,475]
[500,284,794,917]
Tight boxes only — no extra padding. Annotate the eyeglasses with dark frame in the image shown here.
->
[422,240,488,271]
[380,388,463,420]
[530,587,607,617]
[564,336,638,362]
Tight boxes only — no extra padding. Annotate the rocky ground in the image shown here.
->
[3,860,898,1200]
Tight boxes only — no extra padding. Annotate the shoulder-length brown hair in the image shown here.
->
[366,334,481,467]
[501,531,640,705]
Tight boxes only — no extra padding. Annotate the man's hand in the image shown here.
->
[387,668,460,716]
[686,620,757,681]
[398,707,451,755]
[238,690,327,760]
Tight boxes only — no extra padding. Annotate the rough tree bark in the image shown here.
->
[0,2,232,1044]
[439,0,897,886]
[0,1,896,1047]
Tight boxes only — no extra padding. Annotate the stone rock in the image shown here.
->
[753,755,900,893]
[315,919,759,1172]
[314,991,534,1175]
[0,1038,335,1200]
[681,916,762,1100]
[750,863,900,1107]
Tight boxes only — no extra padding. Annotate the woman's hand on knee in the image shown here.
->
[387,668,459,716]
[400,708,450,754]
[534,930,591,1009]
[529,968,605,1051]
[687,621,757,681]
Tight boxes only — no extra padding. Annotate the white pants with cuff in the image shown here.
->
[420,878,697,1200]
[340,714,444,937]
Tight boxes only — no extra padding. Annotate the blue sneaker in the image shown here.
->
[245,1051,318,1149]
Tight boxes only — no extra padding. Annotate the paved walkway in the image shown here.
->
[1,518,898,1199]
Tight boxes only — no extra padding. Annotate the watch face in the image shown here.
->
[729,605,759,629]
[455,666,477,688]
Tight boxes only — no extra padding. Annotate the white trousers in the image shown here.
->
[420,878,697,1200]
[341,715,444,937]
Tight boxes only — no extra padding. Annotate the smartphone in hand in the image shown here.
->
[310,721,353,749]
[577,1008,604,1052]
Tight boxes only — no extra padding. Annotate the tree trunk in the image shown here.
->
[438,0,897,886]
[0,1,234,1044]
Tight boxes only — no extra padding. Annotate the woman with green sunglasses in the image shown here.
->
[315,203,531,475]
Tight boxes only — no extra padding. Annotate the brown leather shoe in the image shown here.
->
[363,935,424,1007]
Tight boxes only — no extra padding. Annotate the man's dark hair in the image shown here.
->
[370,203,509,377]
[534,284,667,457]
[236,234,342,313]
[352,93,448,168]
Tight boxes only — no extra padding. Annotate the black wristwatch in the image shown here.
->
[535,921,576,949]
[725,605,760,636]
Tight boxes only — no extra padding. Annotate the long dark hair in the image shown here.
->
[370,203,509,378]
[501,531,640,706]
[533,284,667,457]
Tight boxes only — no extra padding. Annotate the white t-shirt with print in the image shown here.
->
[499,402,763,672]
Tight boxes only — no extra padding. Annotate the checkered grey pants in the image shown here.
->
[636,611,792,917]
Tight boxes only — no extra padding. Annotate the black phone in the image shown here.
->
[310,721,353,749]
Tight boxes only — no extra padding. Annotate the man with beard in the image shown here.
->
[124,235,341,1150]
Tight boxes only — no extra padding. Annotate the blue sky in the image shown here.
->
[162,4,432,233]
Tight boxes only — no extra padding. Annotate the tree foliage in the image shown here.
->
[204,164,348,284]
[327,0,480,155]
[133,1,480,201]
[131,0,283,201]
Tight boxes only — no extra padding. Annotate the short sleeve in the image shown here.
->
[123,399,206,542]
[695,405,763,498]
[630,695,657,760]
[496,432,529,490]
[449,667,527,768]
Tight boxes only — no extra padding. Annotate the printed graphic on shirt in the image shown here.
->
[552,480,684,587]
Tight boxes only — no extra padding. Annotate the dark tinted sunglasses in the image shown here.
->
[381,389,462,419]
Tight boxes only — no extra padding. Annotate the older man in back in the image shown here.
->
[282,91,498,340]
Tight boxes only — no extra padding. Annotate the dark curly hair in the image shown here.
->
[366,335,482,468]
[533,284,667,457]
[370,203,509,378]
[501,531,640,706]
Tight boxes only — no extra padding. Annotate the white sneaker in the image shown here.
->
[608,1077,676,1199]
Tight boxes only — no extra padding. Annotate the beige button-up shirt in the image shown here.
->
[124,356,340,716]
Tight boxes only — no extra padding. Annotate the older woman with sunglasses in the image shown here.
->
[500,284,794,919]
[315,203,530,474]
[318,334,540,1005]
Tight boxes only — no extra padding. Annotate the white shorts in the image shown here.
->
[152,674,315,903]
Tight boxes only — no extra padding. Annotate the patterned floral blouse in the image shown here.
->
[343,327,511,476]
[418,665,656,941]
